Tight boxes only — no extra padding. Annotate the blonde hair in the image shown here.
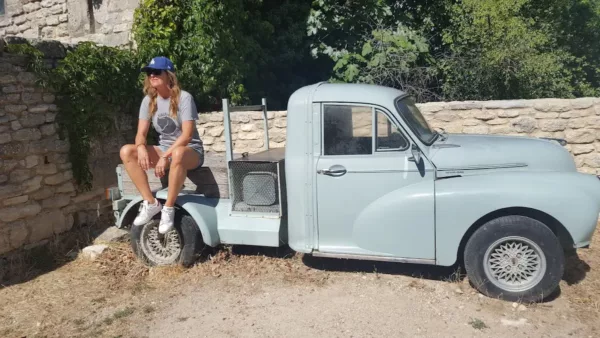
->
[143,70,181,118]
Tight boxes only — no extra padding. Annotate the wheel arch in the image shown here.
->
[455,207,574,267]
[116,195,220,248]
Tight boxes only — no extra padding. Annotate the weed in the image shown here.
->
[469,318,488,330]
[114,307,135,319]
[143,305,155,314]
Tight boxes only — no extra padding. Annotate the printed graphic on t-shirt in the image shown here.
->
[154,110,181,138]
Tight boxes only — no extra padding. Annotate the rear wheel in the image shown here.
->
[464,215,564,302]
[130,210,203,267]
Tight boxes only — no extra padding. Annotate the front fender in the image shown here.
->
[435,172,600,266]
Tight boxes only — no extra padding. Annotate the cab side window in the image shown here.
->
[376,109,408,151]
[323,105,373,156]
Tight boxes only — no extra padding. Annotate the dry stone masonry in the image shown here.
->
[0,50,129,256]
[197,98,600,175]
[0,0,139,47]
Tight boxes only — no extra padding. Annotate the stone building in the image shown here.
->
[0,0,139,47]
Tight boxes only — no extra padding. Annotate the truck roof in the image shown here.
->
[303,82,408,104]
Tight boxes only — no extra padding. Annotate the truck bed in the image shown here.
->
[117,151,229,198]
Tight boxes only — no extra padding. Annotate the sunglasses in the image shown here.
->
[145,69,164,77]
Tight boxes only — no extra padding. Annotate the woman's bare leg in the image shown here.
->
[119,144,162,202]
[165,146,201,207]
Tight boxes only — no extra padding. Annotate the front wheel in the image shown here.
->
[464,215,564,303]
[130,210,203,267]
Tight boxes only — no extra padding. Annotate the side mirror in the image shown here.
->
[409,144,421,163]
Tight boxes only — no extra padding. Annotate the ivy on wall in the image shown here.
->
[7,42,142,191]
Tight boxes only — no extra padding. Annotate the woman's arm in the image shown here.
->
[136,119,152,170]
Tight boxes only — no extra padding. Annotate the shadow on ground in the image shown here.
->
[0,220,113,288]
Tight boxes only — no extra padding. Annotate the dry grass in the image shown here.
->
[0,222,599,337]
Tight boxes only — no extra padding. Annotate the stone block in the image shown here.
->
[55,181,75,193]
[36,163,58,175]
[30,187,54,200]
[8,221,29,251]
[0,133,11,144]
[274,119,287,128]
[40,123,56,136]
[23,2,41,12]
[510,117,537,133]
[2,85,24,94]
[568,119,587,130]
[46,112,57,122]
[0,142,28,158]
[490,125,515,135]
[44,171,72,185]
[5,105,27,114]
[584,154,600,168]
[0,75,17,85]
[560,109,595,119]
[81,244,107,261]
[0,184,22,199]
[474,111,496,121]
[534,99,572,112]
[47,15,60,25]
[539,120,567,132]
[21,92,43,105]
[463,125,490,134]
[462,119,480,127]
[17,72,36,85]
[0,202,41,222]
[42,93,55,103]
[29,104,52,113]
[22,175,43,193]
[12,128,42,141]
[483,100,530,109]
[0,175,7,184]
[71,188,103,204]
[59,14,68,22]
[565,129,596,144]
[10,169,32,183]
[3,195,29,207]
[42,194,71,209]
[20,112,46,127]
[209,126,224,137]
[572,144,595,155]
[571,98,595,109]
[0,159,19,173]
[24,155,39,168]
[11,120,22,130]
[0,94,21,104]
[487,119,507,125]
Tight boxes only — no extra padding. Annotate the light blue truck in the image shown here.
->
[110,82,600,302]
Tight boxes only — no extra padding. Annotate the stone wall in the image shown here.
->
[0,51,132,256]
[0,0,139,47]
[196,98,600,175]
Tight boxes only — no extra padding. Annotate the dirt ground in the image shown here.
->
[0,224,599,338]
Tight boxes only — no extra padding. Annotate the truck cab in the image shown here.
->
[111,82,600,302]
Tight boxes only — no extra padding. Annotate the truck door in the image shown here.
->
[315,103,435,260]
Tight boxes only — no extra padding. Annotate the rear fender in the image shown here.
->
[117,192,221,247]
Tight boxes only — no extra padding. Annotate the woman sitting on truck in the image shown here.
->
[120,56,204,234]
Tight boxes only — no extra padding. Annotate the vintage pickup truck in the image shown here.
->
[109,82,600,302]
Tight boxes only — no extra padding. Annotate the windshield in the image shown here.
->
[395,96,438,145]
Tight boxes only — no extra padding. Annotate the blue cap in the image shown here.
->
[141,56,175,72]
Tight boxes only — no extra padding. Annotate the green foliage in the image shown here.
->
[439,0,599,100]
[330,24,440,101]
[9,42,140,191]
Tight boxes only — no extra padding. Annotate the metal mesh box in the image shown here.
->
[228,149,286,215]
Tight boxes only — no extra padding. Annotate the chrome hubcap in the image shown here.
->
[483,236,546,292]
[140,221,181,265]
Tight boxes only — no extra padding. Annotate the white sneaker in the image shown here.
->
[133,199,162,226]
[158,206,175,234]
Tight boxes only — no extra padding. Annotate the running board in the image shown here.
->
[311,251,436,265]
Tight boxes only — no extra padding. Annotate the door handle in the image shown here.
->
[317,166,347,176]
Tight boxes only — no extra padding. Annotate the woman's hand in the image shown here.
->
[137,145,150,170]
[155,156,168,178]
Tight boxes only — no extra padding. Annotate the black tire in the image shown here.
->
[130,209,204,268]
[464,215,564,303]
